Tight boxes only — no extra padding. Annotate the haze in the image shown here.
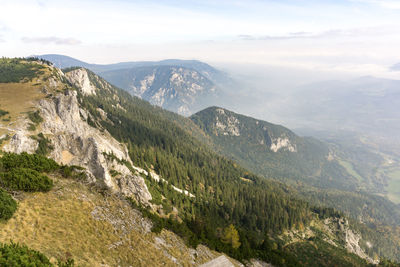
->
[0,0,400,77]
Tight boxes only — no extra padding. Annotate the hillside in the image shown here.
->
[190,106,356,190]
[0,58,395,265]
[38,54,229,115]
[190,106,400,260]
[100,65,220,116]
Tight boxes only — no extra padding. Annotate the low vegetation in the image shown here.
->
[0,109,9,117]
[0,241,52,266]
[0,188,17,221]
[0,58,48,83]
[0,241,75,267]
[0,152,85,220]
[0,152,89,265]
[31,133,54,156]
[0,168,53,192]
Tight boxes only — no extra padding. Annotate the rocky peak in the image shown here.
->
[213,108,241,136]
[65,68,97,95]
[100,65,218,116]
[3,67,152,205]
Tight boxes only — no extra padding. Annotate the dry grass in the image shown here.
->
[0,65,66,140]
[0,177,226,266]
[0,82,44,136]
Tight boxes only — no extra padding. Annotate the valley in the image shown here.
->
[0,58,399,266]
[2,1,400,266]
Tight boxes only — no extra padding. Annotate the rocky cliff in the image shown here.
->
[2,67,152,205]
[100,65,219,116]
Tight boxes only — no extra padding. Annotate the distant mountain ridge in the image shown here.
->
[37,54,228,115]
[1,58,400,265]
[190,106,354,189]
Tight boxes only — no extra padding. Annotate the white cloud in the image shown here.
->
[353,0,400,9]
[21,36,81,45]
[0,0,400,79]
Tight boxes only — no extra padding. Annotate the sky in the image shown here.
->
[1,0,400,78]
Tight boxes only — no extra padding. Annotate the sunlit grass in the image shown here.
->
[337,159,363,182]
[0,177,222,266]
[387,169,400,204]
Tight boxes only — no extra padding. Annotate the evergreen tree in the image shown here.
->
[221,224,241,249]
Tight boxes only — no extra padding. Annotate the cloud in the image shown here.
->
[352,0,400,9]
[238,31,328,41]
[21,36,81,45]
[390,63,400,71]
[237,26,398,41]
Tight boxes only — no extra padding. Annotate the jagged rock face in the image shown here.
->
[101,65,218,116]
[214,108,241,136]
[270,137,297,152]
[4,68,152,205]
[5,131,37,154]
[324,218,378,264]
[65,68,96,95]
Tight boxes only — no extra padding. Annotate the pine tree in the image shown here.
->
[221,224,241,249]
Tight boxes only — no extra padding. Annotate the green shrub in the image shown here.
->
[0,135,10,146]
[0,58,46,83]
[0,241,52,266]
[0,152,59,173]
[0,168,53,192]
[0,241,76,267]
[31,134,53,156]
[28,111,43,125]
[0,188,17,221]
[27,123,36,131]
[59,165,87,181]
[0,109,9,117]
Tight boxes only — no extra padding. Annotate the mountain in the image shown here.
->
[100,65,219,115]
[1,58,399,265]
[34,54,93,70]
[38,54,229,115]
[37,54,225,78]
[190,106,400,257]
[190,106,358,191]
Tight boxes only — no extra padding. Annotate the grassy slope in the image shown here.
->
[387,169,400,204]
[0,60,65,139]
[0,176,234,267]
[0,83,43,137]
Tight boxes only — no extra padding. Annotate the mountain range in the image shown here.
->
[2,58,400,265]
[38,54,231,116]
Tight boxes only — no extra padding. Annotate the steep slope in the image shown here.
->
[39,54,228,116]
[0,58,389,265]
[0,58,244,266]
[0,175,238,266]
[0,59,152,206]
[100,65,219,115]
[190,106,400,262]
[190,106,357,191]
[72,67,386,265]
